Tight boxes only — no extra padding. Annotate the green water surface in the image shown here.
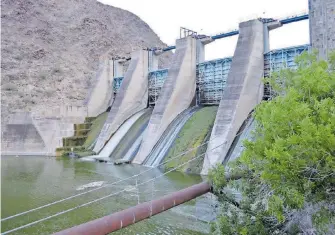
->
[1,156,210,234]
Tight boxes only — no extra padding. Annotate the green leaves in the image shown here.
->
[208,164,227,192]
[210,51,335,234]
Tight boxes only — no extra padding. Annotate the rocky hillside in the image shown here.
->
[1,0,170,122]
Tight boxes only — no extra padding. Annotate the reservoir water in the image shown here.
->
[1,156,211,234]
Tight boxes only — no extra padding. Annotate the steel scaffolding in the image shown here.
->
[148,69,168,107]
[263,44,310,99]
[112,44,309,106]
[196,57,232,105]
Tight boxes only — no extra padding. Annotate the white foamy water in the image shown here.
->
[76,181,105,191]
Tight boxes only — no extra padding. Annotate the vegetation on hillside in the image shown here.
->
[209,52,335,234]
[165,106,218,173]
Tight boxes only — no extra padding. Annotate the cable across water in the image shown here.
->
[2,140,226,234]
[1,136,218,222]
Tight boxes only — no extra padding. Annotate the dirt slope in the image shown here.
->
[1,0,170,122]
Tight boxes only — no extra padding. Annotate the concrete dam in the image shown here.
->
[2,0,335,175]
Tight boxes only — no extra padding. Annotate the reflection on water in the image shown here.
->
[1,156,211,234]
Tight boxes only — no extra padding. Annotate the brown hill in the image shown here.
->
[1,0,170,122]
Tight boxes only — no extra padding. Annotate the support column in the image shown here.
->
[309,0,335,60]
[112,59,125,78]
[263,21,282,53]
[197,36,214,63]
[148,50,162,72]
[201,19,266,175]
[86,57,117,117]
[93,50,149,153]
[133,36,197,164]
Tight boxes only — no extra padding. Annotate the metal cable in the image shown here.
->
[1,135,218,222]
[2,141,225,235]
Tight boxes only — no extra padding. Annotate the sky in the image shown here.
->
[98,0,309,60]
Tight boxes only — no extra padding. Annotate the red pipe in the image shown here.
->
[53,182,211,235]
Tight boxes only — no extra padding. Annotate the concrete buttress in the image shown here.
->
[86,57,115,117]
[201,19,265,175]
[93,50,149,153]
[133,36,197,164]
[309,0,335,60]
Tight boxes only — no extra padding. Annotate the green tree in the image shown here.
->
[209,52,335,234]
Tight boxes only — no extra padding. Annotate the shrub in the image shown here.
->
[209,52,335,234]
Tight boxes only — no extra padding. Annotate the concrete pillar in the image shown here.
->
[148,50,162,71]
[133,36,197,164]
[197,36,214,63]
[93,50,149,153]
[112,59,124,77]
[201,19,266,175]
[197,40,205,64]
[263,21,282,53]
[309,0,335,60]
[86,57,115,117]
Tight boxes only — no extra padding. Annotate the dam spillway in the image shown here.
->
[2,4,334,177]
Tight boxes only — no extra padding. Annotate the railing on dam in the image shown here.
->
[196,57,232,105]
[263,44,310,99]
[148,69,168,107]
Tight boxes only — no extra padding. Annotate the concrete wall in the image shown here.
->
[36,105,87,122]
[1,105,88,156]
[32,105,88,155]
[133,36,197,164]
[1,55,126,156]
[86,57,115,117]
[201,20,265,175]
[309,0,335,59]
[32,116,74,155]
[1,112,47,155]
[93,50,149,153]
